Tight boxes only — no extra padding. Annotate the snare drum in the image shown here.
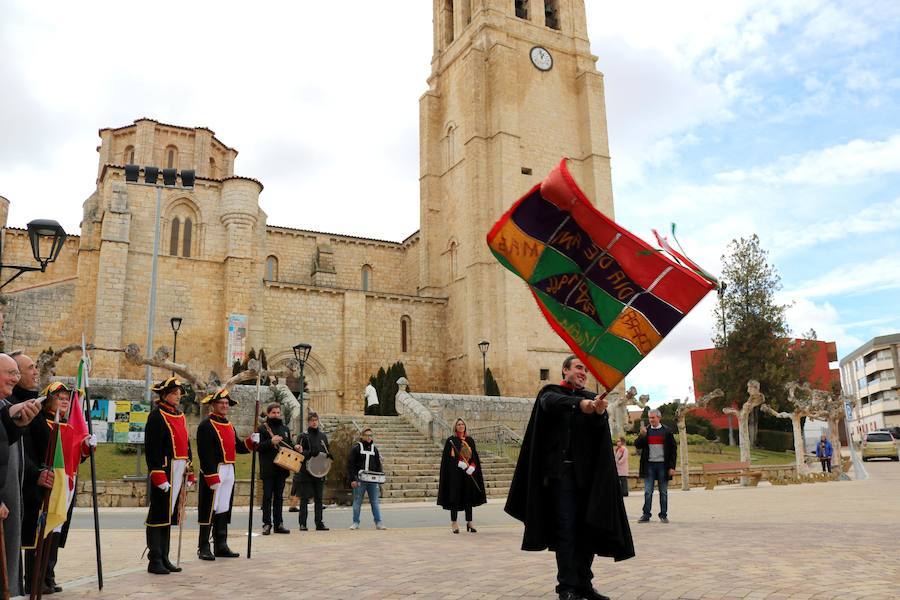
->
[358,470,386,484]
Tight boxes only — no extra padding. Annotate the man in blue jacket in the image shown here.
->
[815,434,833,473]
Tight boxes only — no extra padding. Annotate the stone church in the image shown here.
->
[1,0,614,413]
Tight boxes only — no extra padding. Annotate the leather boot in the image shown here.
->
[198,524,215,561]
[146,527,170,575]
[161,525,182,572]
[24,550,55,594]
[213,513,239,558]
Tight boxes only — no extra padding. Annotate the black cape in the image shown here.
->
[437,435,486,511]
[504,384,634,561]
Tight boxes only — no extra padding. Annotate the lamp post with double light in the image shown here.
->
[292,343,312,423]
[478,340,490,395]
[123,164,195,404]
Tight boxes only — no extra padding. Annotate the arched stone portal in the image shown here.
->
[269,350,340,415]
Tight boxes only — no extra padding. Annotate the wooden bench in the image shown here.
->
[701,461,764,490]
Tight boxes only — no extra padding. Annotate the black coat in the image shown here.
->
[437,435,486,511]
[144,403,192,527]
[258,419,293,480]
[634,425,677,480]
[197,415,252,525]
[504,384,634,561]
[347,440,383,483]
[297,427,330,483]
[0,405,22,509]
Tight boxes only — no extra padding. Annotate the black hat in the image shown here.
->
[150,376,184,398]
[200,387,238,406]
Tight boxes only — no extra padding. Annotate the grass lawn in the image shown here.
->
[77,441,256,481]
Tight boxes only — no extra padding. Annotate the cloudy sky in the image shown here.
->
[2,1,898,404]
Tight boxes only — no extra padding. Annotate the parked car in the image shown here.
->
[861,431,899,461]
[885,426,900,441]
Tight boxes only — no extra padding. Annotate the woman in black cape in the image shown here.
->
[437,418,486,533]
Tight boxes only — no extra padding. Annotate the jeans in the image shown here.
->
[352,482,382,525]
[262,476,286,526]
[550,465,594,594]
[642,462,668,519]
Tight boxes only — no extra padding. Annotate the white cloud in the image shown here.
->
[787,256,900,299]
[770,197,900,253]
[784,298,864,356]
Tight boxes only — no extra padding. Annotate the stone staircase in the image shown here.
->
[318,415,516,502]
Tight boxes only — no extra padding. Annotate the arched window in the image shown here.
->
[265,255,279,281]
[444,123,456,170]
[124,145,135,164]
[209,157,217,178]
[165,145,178,169]
[443,0,454,47]
[361,264,373,291]
[401,316,412,353]
[545,0,560,29]
[169,217,181,256]
[515,0,529,19]
[182,218,192,258]
[448,240,459,281]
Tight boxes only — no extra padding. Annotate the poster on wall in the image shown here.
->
[227,313,248,366]
[89,398,152,444]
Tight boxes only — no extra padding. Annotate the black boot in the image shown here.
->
[161,525,182,572]
[213,514,239,558]
[146,527,170,575]
[24,550,55,594]
[198,524,215,561]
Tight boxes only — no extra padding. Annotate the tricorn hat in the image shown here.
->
[200,387,238,406]
[150,376,185,398]
[40,381,72,398]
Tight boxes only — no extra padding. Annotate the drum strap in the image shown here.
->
[358,442,376,471]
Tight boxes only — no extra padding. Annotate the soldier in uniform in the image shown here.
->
[144,376,195,575]
[196,388,258,560]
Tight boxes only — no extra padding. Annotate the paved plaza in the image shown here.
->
[48,462,897,599]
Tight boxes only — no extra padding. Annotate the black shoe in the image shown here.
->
[299,524,308,531]
[660,516,670,523]
[558,592,585,600]
[213,515,240,558]
[288,507,299,512]
[160,525,182,572]
[466,524,478,533]
[274,525,290,534]
[147,561,170,575]
[638,515,651,523]
[263,524,272,535]
[198,524,215,561]
[579,588,611,600]
[315,524,329,531]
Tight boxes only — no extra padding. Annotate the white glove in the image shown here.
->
[251,432,260,444]
[158,482,171,492]
[457,460,468,470]
[86,434,98,448]
[210,483,220,491]
[466,465,475,476]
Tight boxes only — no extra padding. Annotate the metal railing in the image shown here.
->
[467,423,522,462]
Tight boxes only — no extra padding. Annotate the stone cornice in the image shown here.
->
[264,280,447,305]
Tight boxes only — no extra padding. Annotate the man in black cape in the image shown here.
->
[505,355,634,600]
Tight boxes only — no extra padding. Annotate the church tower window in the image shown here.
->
[444,124,456,170]
[209,157,218,178]
[442,0,455,47]
[265,255,279,281]
[361,264,373,291]
[166,145,178,169]
[448,240,459,282]
[124,145,135,164]
[169,217,181,256]
[545,0,560,30]
[401,316,412,353]
[182,218,192,258]
[515,0,529,20]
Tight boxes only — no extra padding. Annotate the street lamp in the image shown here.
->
[170,317,183,374]
[478,340,490,395]
[0,219,68,290]
[718,281,734,446]
[123,164,195,405]
[292,343,312,423]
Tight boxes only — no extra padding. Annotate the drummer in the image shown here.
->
[257,403,296,535]
[296,411,332,531]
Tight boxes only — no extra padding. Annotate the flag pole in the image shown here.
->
[79,338,103,590]
[246,370,261,559]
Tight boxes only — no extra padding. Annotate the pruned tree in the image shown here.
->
[723,380,766,485]
[608,387,648,440]
[760,381,822,477]
[674,389,723,491]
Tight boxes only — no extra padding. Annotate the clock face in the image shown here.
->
[530,46,553,71]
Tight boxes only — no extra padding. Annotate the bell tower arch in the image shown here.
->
[420,0,614,395]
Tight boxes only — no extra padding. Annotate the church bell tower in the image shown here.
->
[420,0,615,396]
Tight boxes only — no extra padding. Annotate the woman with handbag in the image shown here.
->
[437,418,486,534]
[258,403,297,535]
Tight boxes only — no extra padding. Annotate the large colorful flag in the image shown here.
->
[487,159,718,392]
[44,425,68,536]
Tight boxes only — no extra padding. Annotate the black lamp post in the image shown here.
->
[0,219,68,290]
[292,343,312,422]
[478,340,490,395]
[170,317,183,375]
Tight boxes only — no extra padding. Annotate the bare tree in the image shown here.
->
[607,386,649,439]
[674,389,724,490]
[760,382,825,477]
[723,380,766,485]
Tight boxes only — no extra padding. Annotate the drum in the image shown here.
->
[306,453,333,478]
[274,446,303,473]
[357,470,386,484]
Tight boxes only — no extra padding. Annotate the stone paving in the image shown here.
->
[44,462,898,599]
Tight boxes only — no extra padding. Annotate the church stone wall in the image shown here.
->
[3,279,78,361]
